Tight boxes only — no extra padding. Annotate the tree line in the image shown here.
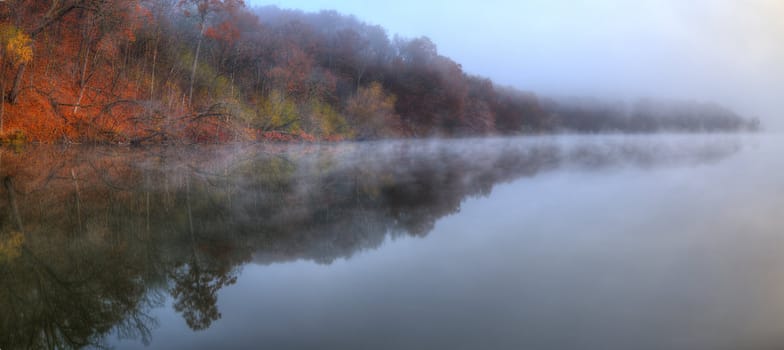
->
[0,1,760,143]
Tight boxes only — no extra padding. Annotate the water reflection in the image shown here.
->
[0,136,742,349]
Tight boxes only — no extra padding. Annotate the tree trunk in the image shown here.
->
[1,71,5,133]
[9,63,25,104]
[151,42,158,100]
[71,169,82,234]
[74,49,91,114]
[188,34,203,107]
[4,176,23,232]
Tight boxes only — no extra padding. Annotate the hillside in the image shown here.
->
[0,1,760,144]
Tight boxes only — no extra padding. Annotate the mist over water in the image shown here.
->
[257,0,784,129]
[2,0,780,348]
[6,134,784,349]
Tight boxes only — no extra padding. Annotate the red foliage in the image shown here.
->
[3,1,747,144]
[204,21,240,43]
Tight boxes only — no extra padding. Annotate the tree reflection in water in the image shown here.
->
[0,137,741,349]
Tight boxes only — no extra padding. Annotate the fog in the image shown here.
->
[2,135,760,349]
[254,0,783,129]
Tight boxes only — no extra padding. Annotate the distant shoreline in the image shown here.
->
[0,4,758,144]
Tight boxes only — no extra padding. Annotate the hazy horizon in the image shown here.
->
[256,0,782,129]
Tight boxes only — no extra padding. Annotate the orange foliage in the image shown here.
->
[0,1,159,143]
[0,1,753,144]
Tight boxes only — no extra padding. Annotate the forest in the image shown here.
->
[0,0,761,144]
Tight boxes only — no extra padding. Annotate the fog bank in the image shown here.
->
[258,0,784,129]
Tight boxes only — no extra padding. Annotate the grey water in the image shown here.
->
[2,134,783,350]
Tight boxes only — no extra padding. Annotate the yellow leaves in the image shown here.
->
[254,90,300,132]
[0,24,33,67]
[346,82,401,138]
[347,82,396,117]
[312,102,352,138]
[0,231,24,263]
[8,33,33,64]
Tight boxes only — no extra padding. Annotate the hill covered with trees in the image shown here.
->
[0,1,760,143]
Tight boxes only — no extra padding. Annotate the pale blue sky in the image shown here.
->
[250,0,783,125]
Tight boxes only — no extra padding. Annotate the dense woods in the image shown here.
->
[0,1,760,143]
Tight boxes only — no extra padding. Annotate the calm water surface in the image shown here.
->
[2,135,783,349]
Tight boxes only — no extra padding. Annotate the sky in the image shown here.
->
[252,0,783,127]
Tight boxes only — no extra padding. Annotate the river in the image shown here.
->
[2,134,781,350]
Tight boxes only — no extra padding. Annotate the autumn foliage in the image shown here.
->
[0,1,759,144]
